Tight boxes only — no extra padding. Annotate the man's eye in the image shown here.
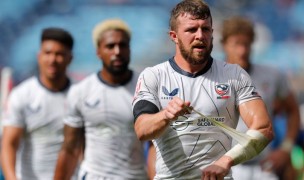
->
[106,44,115,49]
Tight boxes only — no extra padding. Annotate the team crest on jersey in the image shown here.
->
[215,84,230,99]
[161,86,179,100]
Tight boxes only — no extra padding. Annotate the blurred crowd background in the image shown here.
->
[1,2,304,113]
[0,0,304,177]
[0,0,303,84]
[2,0,304,131]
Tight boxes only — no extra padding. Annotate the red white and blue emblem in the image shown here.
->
[215,84,230,99]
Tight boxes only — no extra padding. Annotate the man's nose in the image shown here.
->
[114,45,120,54]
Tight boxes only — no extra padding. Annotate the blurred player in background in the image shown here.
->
[0,67,14,180]
[133,0,273,179]
[1,27,74,180]
[221,16,300,180]
[54,18,148,180]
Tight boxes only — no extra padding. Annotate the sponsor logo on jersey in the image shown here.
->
[215,84,230,99]
[161,86,179,100]
[25,104,41,114]
[171,115,192,131]
[171,116,226,131]
[197,117,225,126]
[84,99,100,108]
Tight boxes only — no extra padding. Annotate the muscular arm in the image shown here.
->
[54,125,84,180]
[239,99,274,140]
[134,97,190,141]
[201,99,274,179]
[1,126,23,180]
[282,92,300,146]
[147,142,156,180]
[261,92,300,173]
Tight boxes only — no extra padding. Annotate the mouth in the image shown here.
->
[47,66,59,74]
[111,59,124,66]
[192,45,206,52]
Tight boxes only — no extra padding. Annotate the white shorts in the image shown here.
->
[78,168,120,180]
[232,164,278,180]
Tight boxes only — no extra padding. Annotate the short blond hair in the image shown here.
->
[92,18,131,47]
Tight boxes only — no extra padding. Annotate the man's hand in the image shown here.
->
[201,156,233,180]
[162,97,191,121]
[260,149,290,172]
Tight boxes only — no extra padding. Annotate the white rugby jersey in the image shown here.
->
[133,57,261,179]
[2,76,69,180]
[64,72,147,179]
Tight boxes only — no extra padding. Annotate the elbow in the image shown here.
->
[134,117,155,141]
[267,125,275,142]
[134,121,147,141]
[268,132,274,143]
[137,134,147,141]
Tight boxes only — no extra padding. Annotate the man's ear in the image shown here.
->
[96,47,100,56]
[37,52,40,63]
[67,54,73,65]
[169,30,178,44]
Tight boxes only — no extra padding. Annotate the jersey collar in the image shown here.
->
[37,76,71,93]
[97,70,133,87]
[169,56,213,78]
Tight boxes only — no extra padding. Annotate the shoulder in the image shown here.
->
[70,73,97,89]
[10,77,38,96]
[7,77,39,107]
[213,59,240,70]
[68,73,97,96]
[251,63,281,76]
[212,59,246,77]
[140,61,170,77]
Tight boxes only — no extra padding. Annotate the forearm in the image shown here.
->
[134,97,191,141]
[231,99,274,165]
[54,148,81,180]
[225,129,270,165]
[280,93,300,152]
[1,145,18,180]
[54,125,84,180]
[135,111,170,141]
[147,143,156,180]
[280,108,300,153]
[285,108,300,143]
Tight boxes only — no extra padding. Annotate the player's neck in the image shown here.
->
[239,62,251,72]
[226,58,251,72]
[39,75,69,92]
[100,69,132,86]
[174,54,210,74]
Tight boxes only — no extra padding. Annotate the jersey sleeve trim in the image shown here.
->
[133,100,159,122]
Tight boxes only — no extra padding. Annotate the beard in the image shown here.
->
[103,58,129,76]
[178,39,213,65]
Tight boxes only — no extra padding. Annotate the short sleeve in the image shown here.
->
[132,67,161,111]
[235,67,261,106]
[63,85,84,128]
[2,89,26,128]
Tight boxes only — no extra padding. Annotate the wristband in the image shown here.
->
[279,138,294,153]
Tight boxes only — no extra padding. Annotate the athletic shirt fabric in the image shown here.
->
[64,72,147,179]
[2,76,69,180]
[132,57,261,179]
